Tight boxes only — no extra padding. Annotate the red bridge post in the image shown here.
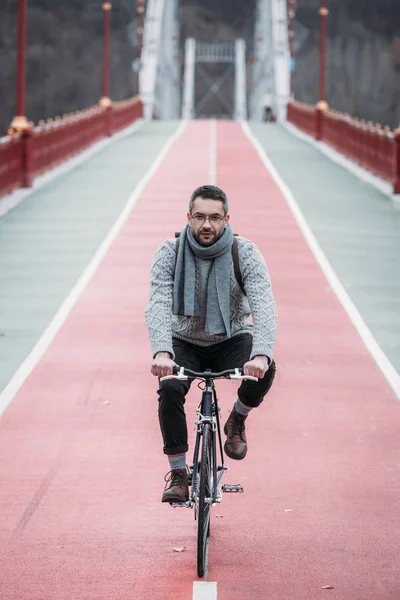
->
[9,0,34,187]
[315,0,329,141]
[10,0,29,133]
[100,2,113,136]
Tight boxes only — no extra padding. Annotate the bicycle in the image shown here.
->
[160,366,258,578]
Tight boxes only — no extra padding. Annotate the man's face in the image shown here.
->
[187,198,229,246]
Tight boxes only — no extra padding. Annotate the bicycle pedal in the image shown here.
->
[170,501,192,508]
[221,484,244,493]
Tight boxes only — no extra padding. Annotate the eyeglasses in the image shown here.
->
[190,213,225,225]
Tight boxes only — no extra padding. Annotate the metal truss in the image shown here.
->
[182,40,247,120]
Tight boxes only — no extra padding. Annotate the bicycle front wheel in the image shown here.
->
[197,423,213,578]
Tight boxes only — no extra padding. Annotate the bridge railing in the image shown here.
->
[287,99,400,194]
[111,96,144,132]
[32,106,106,179]
[287,100,317,138]
[0,135,23,197]
[0,95,143,200]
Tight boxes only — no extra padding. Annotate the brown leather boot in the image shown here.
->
[224,409,248,460]
[161,468,189,503]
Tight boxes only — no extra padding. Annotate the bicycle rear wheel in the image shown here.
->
[197,423,213,578]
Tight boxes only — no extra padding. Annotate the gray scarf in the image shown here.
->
[173,223,234,336]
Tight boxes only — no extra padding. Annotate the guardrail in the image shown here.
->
[0,135,23,196]
[287,100,400,194]
[111,96,143,133]
[0,95,143,200]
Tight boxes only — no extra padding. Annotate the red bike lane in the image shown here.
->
[0,120,399,600]
[211,121,400,599]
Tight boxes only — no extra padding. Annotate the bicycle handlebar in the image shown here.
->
[160,366,258,382]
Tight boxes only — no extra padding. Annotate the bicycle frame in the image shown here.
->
[189,378,227,505]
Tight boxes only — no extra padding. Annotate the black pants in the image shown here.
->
[157,334,276,455]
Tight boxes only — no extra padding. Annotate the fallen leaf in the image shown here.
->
[215,515,224,518]
[321,585,334,590]
[173,547,185,553]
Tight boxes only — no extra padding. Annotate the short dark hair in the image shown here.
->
[189,185,229,215]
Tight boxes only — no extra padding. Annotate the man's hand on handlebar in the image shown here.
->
[151,352,178,378]
[243,355,270,379]
[158,366,258,383]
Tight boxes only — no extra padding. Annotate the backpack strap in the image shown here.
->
[174,232,245,295]
[232,235,245,295]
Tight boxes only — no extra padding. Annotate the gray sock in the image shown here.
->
[168,453,186,471]
[234,398,253,417]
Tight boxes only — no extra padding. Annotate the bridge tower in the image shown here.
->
[250,0,290,122]
[139,0,290,123]
[139,0,181,120]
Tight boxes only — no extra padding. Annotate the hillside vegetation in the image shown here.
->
[0,0,399,132]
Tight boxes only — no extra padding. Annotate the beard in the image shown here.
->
[192,229,220,246]
[192,227,226,246]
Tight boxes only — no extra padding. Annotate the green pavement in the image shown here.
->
[1,120,399,397]
[249,122,400,375]
[0,121,180,394]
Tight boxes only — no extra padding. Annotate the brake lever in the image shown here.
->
[159,374,188,382]
[160,367,188,382]
[229,368,258,382]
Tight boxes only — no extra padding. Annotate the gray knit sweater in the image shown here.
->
[145,236,277,360]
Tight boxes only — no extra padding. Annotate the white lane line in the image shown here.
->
[209,119,217,185]
[0,120,188,417]
[242,121,400,400]
[193,581,218,600]
[0,120,145,219]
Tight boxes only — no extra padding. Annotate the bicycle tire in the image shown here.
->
[197,423,213,578]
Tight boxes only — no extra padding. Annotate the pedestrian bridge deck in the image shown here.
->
[0,120,399,600]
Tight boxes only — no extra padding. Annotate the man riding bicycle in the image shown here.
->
[145,185,277,503]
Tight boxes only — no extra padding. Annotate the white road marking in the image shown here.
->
[0,119,144,219]
[242,121,400,400]
[209,119,217,185]
[193,581,218,600]
[0,120,188,417]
